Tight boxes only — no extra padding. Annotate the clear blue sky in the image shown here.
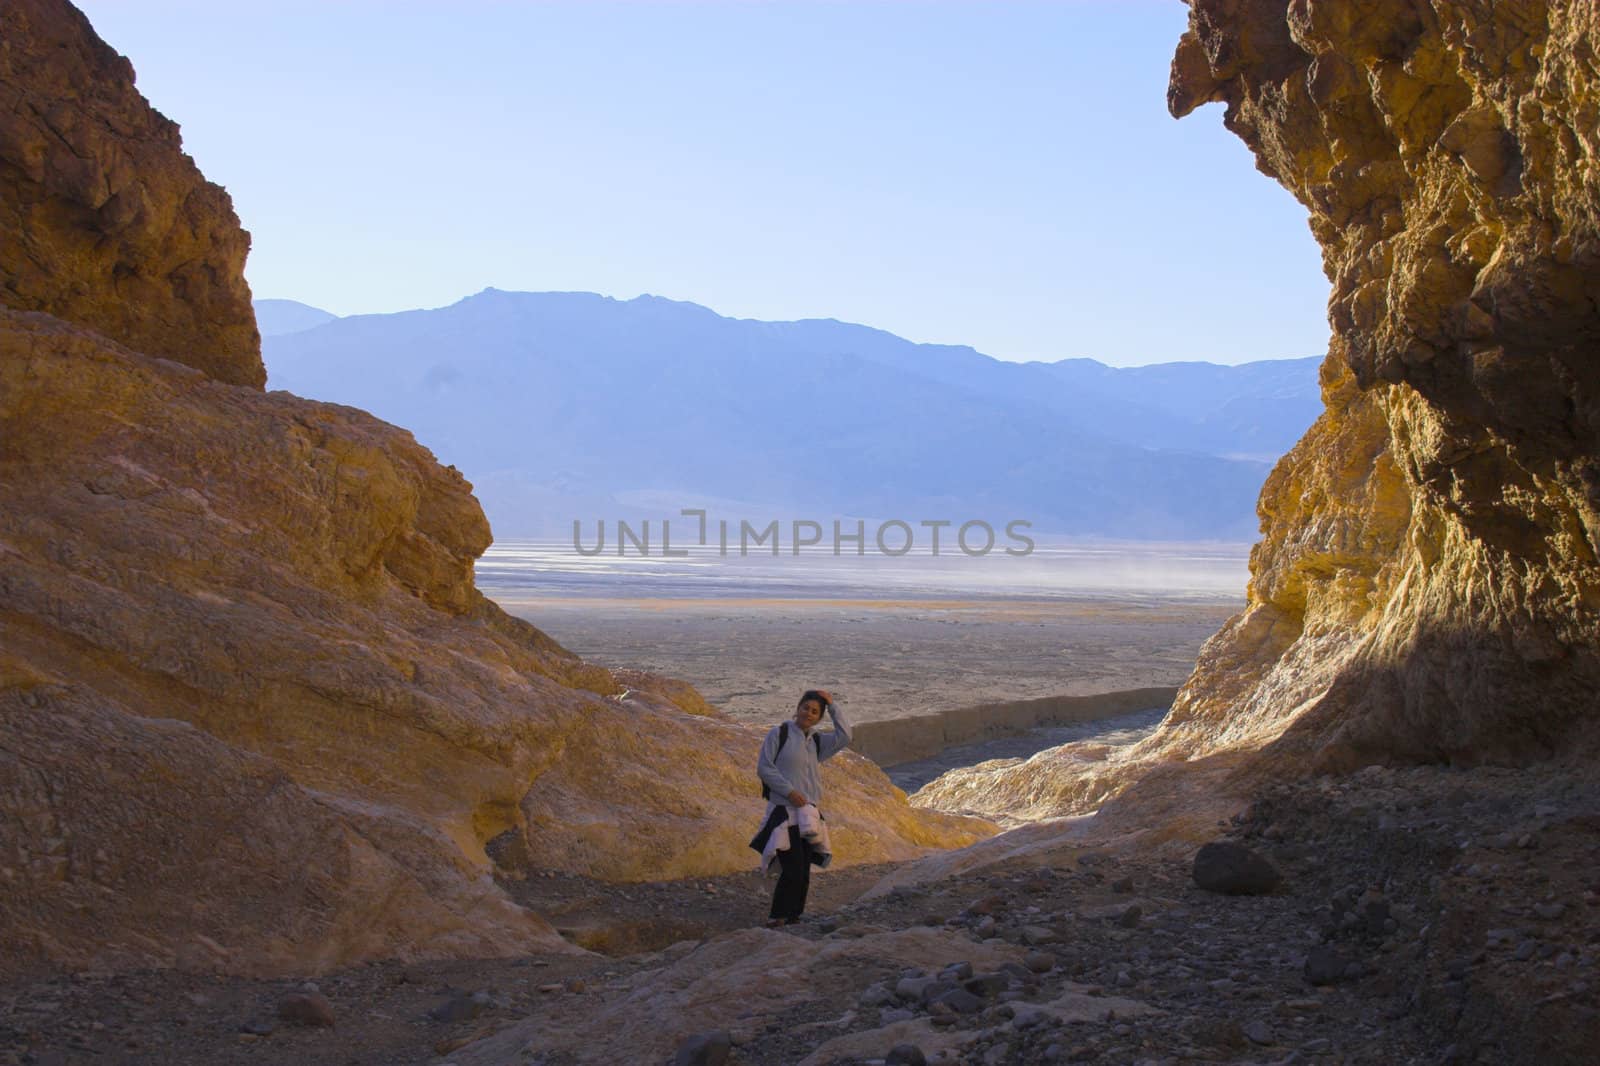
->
[76,0,1330,366]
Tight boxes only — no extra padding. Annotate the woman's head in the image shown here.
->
[794,689,827,730]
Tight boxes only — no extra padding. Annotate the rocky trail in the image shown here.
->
[4,0,1600,1064]
[3,764,1593,1066]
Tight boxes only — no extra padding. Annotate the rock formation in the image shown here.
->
[910,0,1600,836]
[0,0,991,978]
[0,0,262,387]
[1161,0,1600,772]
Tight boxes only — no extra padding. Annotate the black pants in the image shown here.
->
[769,826,814,921]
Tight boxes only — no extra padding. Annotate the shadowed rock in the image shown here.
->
[1192,841,1282,895]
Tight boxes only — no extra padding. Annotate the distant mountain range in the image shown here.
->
[259,290,1322,540]
[255,298,339,336]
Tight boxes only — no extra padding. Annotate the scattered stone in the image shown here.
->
[895,976,937,1002]
[880,1008,915,1025]
[1020,925,1057,945]
[673,1030,731,1066]
[886,1045,927,1066]
[1117,904,1142,928]
[275,992,335,1028]
[969,895,1005,916]
[834,924,890,939]
[1193,841,1283,895]
[1243,1019,1275,1046]
[1304,946,1353,986]
[860,983,893,1007]
[1187,1018,1247,1048]
[934,988,985,1014]
[1357,890,1391,934]
[428,993,485,1024]
[1013,1006,1048,1029]
[1025,952,1056,974]
[964,972,1008,997]
[1111,876,1135,894]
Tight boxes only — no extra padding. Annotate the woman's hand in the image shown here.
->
[815,689,833,705]
[787,789,808,807]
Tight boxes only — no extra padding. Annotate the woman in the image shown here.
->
[749,688,852,927]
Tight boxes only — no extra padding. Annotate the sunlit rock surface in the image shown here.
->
[0,0,262,387]
[912,0,1600,842]
[0,1,992,977]
[1164,0,1600,770]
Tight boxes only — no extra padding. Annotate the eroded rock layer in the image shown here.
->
[910,0,1600,831]
[0,299,992,978]
[0,2,992,977]
[0,0,262,387]
[1159,0,1600,772]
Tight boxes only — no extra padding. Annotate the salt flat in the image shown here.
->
[480,538,1244,727]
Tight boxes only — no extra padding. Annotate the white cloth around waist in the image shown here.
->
[756,801,833,876]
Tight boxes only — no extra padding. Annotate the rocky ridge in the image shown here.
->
[1160,0,1600,769]
[905,0,1600,837]
[0,0,991,980]
[0,0,261,387]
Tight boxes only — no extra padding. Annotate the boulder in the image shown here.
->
[1192,842,1282,895]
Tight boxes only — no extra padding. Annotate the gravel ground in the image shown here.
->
[2,763,1594,1066]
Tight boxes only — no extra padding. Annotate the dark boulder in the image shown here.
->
[1193,841,1283,895]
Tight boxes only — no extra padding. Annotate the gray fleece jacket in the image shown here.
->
[756,701,852,807]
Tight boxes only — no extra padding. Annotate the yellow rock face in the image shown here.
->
[1162,0,1600,773]
[0,0,262,388]
[0,305,992,976]
[0,1,993,976]
[911,1,1600,845]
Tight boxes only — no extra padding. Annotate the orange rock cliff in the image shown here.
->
[1161,0,1600,773]
[0,0,991,977]
[0,0,261,387]
[908,0,1599,833]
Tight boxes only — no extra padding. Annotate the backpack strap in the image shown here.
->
[760,722,791,800]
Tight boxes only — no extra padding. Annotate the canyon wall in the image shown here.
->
[912,0,1599,832]
[0,0,262,387]
[0,0,992,977]
[1159,0,1600,773]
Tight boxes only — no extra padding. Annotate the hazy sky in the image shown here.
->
[76,0,1330,366]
